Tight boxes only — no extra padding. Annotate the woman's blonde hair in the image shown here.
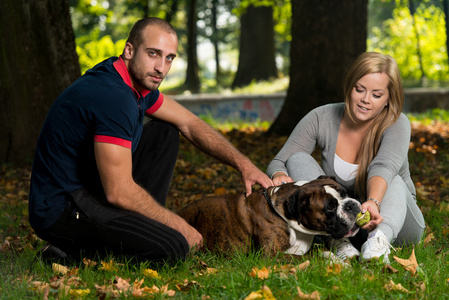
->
[343,52,404,199]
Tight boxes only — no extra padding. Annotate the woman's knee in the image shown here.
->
[286,152,323,181]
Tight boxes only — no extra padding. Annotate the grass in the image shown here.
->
[1,110,449,299]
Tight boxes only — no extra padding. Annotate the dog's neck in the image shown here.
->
[263,188,328,236]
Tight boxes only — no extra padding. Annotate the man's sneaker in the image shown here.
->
[330,238,360,260]
[360,230,393,263]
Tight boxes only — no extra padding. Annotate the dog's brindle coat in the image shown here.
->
[178,176,361,256]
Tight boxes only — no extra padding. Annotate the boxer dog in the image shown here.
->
[178,176,361,257]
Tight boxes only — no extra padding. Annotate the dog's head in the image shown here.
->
[268,176,361,239]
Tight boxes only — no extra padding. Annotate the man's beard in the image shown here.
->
[128,58,164,92]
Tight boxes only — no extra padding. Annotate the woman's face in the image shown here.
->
[349,72,390,124]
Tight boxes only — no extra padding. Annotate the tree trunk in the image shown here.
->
[232,5,278,89]
[268,0,367,136]
[0,0,80,163]
[183,0,200,93]
[165,0,179,24]
[211,0,221,85]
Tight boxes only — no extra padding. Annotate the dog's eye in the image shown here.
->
[326,201,338,213]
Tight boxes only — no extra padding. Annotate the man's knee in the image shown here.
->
[139,232,189,263]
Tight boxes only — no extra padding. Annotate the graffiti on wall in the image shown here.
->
[184,97,283,122]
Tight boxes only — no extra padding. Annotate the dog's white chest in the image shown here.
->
[285,227,314,255]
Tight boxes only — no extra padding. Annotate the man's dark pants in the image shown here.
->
[36,120,189,264]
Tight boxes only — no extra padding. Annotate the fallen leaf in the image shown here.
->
[52,263,68,275]
[214,187,227,195]
[176,279,203,292]
[384,280,409,293]
[413,281,426,292]
[99,259,119,272]
[296,260,310,271]
[69,289,90,297]
[114,276,131,292]
[160,283,176,297]
[249,267,270,280]
[393,248,418,276]
[244,285,276,300]
[383,264,399,273]
[422,233,435,247]
[296,286,320,299]
[143,268,160,279]
[82,257,97,268]
[325,264,342,275]
[95,284,120,298]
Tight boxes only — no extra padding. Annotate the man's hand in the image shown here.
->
[94,142,203,251]
[240,163,273,196]
[177,219,203,252]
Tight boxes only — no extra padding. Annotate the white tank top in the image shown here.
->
[334,154,359,181]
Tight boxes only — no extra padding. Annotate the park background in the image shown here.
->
[1,0,449,163]
[1,0,449,299]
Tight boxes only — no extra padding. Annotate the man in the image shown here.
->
[29,17,272,263]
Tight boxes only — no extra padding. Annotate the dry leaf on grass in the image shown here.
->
[69,289,90,297]
[214,187,227,195]
[143,268,160,279]
[82,257,97,268]
[114,276,131,292]
[95,284,121,298]
[393,248,418,276]
[176,279,203,292]
[52,263,68,275]
[249,267,271,280]
[296,287,320,299]
[384,280,409,293]
[325,263,342,275]
[422,232,435,247]
[383,264,399,273]
[296,260,311,271]
[244,285,276,300]
[99,259,120,272]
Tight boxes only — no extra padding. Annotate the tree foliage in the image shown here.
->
[368,0,449,85]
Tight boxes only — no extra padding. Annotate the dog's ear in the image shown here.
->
[317,175,337,182]
[287,190,310,220]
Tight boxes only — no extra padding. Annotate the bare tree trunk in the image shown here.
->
[0,0,80,163]
[165,0,179,24]
[268,0,367,136]
[211,0,221,85]
[232,5,278,88]
[183,0,200,93]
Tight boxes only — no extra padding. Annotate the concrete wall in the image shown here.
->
[172,88,449,122]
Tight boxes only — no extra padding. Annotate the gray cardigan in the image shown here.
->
[266,103,415,197]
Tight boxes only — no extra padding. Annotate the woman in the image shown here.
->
[266,52,425,262]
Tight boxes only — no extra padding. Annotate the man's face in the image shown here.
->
[127,25,178,91]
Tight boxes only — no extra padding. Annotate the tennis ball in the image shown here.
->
[356,211,371,227]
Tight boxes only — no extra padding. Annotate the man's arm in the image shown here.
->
[94,142,203,249]
[151,95,273,195]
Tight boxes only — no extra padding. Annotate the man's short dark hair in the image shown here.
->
[126,17,176,48]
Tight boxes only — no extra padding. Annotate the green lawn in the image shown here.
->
[1,111,448,299]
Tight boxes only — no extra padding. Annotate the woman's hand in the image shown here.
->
[272,172,294,186]
[360,200,383,231]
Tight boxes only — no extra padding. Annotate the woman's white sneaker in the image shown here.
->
[330,238,360,260]
[360,230,393,263]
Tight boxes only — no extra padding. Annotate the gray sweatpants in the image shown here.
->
[286,152,425,246]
